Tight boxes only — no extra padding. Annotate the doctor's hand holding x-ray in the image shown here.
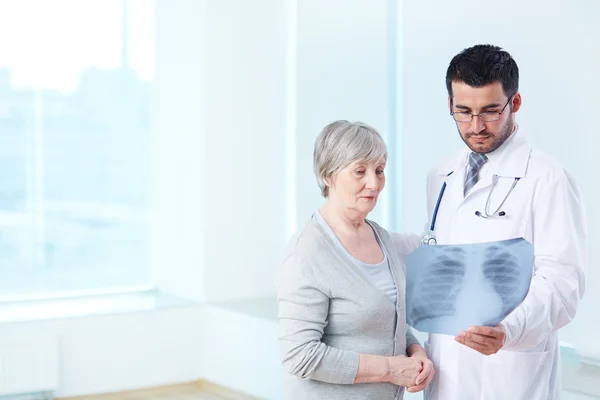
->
[454,325,505,356]
[397,44,587,400]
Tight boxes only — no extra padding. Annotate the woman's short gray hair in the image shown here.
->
[313,120,387,197]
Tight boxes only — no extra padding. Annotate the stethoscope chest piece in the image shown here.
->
[421,232,437,246]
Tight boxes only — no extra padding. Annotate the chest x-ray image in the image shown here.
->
[405,238,533,336]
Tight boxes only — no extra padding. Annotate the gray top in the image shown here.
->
[276,215,421,400]
[313,210,398,305]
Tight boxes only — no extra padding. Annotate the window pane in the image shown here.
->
[0,0,154,299]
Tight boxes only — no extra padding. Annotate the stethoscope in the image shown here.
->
[421,171,520,246]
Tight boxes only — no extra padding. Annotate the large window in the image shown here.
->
[0,0,154,300]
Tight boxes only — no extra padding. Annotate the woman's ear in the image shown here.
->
[324,175,335,193]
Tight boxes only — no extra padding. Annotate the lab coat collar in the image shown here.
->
[434,124,531,178]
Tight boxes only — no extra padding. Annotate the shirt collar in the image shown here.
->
[460,124,531,178]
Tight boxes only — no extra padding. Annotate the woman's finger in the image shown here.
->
[415,360,432,385]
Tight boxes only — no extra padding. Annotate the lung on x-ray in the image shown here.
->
[405,238,533,336]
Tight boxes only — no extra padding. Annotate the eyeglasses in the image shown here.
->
[450,96,513,123]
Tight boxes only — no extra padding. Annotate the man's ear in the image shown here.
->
[511,92,522,113]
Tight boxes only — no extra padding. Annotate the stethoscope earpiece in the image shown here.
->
[475,210,506,218]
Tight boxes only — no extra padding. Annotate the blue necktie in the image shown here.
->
[464,152,488,196]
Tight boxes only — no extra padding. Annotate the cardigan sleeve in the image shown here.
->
[405,326,421,350]
[276,252,360,384]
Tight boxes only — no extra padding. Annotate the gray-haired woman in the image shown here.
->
[276,120,435,400]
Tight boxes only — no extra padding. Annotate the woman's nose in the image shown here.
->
[365,172,379,190]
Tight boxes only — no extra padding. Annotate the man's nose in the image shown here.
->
[469,115,486,133]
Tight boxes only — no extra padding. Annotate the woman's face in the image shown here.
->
[327,158,386,215]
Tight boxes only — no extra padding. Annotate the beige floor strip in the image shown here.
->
[57,380,261,400]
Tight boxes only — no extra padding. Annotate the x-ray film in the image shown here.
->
[405,238,533,335]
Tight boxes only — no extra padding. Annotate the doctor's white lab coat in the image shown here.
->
[422,127,587,400]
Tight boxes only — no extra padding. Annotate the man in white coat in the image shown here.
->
[421,44,587,400]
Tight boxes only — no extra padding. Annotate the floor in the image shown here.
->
[59,382,258,400]
[58,381,600,400]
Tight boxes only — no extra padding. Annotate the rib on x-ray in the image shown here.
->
[405,238,533,335]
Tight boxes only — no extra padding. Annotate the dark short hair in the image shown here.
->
[446,44,519,100]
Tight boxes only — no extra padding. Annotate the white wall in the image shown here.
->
[295,0,398,229]
[151,0,206,303]
[200,306,283,399]
[400,0,600,358]
[202,0,290,303]
[152,0,291,303]
[0,305,204,397]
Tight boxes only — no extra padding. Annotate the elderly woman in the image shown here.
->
[276,120,435,399]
